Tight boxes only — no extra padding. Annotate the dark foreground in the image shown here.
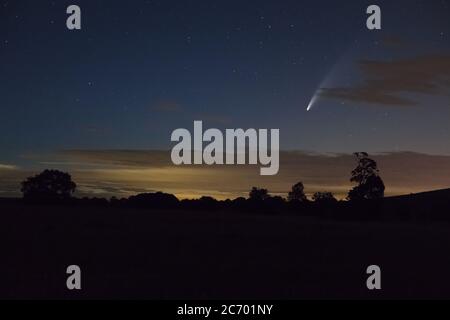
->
[2,201,450,300]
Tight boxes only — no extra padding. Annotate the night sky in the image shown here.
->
[1,0,450,199]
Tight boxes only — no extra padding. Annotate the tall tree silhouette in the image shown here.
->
[288,182,307,202]
[347,152,385,201]
[21,169,76,201]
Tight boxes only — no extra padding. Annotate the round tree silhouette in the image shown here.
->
[21,169,77,201]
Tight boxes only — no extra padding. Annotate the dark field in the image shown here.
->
[2,201,450,300]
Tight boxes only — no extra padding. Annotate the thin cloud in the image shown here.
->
[320,54,450,107]
[152,100,183,112]
[381,36,410,49]
[0,164,18,170]
[38,150,172,169]
[4,150,450,200]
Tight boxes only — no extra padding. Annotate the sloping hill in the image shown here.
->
[381,188,450,221]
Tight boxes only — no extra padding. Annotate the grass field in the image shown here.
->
[2,201,450,299]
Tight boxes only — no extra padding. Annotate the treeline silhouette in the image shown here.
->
[18,152,382,201]
[11,152,450,221]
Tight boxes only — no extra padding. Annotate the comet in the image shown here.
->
[306,84,327,112]
[305,49,351,111]
[307,85,327,111]
[306,94,318,111]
